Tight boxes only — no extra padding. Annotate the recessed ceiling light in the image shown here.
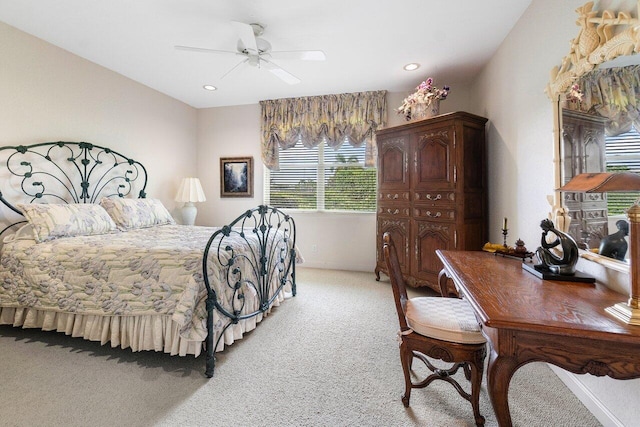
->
[203,85,217,91]
[403,63,420,71]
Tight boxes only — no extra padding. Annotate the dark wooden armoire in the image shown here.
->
[561,108,608,248]
[374,111,488,292]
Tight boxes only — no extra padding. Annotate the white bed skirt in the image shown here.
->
[0,306,267,357]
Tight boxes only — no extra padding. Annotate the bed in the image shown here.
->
[0,141,297,377]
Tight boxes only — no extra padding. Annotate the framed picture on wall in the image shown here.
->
[220,157,254,197]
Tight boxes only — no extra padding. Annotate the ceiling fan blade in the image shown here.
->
[220,58,249,80]
[231,21,259,54]
[269,50,326,61]
[175,45,237,55]
[260,57,301,85]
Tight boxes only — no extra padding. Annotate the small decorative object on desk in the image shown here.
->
[523,218,595,283]
[502,217,508,247]
[514,238,531,255]
[482,241,534,262]
[397,77,449,121]
[481,217,534,261]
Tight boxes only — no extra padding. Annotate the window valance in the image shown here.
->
[260,90,387,170]
[570,65,640,136]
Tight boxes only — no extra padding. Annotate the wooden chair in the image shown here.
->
[382,232,487,426]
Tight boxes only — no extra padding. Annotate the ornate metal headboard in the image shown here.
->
[0,142,147,235]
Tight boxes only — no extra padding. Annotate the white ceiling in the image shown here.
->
[0,0,532,109]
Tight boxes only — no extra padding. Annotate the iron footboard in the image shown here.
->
[201,205,296,377]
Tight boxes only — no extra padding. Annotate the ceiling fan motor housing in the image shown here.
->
[237,37,271,55]
[249,23,264,36]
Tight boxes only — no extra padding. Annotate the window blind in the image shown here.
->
[265,140,377,212]
[606,127,640,214]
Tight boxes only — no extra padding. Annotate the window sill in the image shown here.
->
[279,209,376,216]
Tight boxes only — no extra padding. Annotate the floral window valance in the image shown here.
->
[568,65,640,136]
[260,90,387,170]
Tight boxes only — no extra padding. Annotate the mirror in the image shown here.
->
[547,1,640,266]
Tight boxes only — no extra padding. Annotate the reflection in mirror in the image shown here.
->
[547,1,640,266]
[599,219,629,261]
[560,108,607,249]
[560,64,640,258]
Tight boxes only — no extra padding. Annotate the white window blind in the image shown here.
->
[264,140,377,212]
[606,126,640,214]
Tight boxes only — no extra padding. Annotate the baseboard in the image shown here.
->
[548,365,624,427]
[297,262,374,273]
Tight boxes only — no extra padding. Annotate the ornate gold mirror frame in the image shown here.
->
[546,0,640,272]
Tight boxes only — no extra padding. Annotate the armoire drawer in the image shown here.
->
[413,206,456,221]
[414,191,455,204]
[378,191,411,202]
[377,204,411,217]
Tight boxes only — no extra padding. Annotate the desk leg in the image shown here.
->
[487,347,518,427]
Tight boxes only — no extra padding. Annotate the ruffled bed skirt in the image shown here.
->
[0,306,268,357]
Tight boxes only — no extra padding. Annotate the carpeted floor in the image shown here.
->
[0,268,601,426]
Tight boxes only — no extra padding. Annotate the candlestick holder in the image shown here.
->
[502,228,508,248]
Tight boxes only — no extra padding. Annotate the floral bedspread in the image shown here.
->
[0,225,286,341]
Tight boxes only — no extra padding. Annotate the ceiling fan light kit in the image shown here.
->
[176,21,326,85]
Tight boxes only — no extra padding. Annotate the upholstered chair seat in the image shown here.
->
[405,297,486,344]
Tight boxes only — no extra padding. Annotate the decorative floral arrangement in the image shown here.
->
[566,83,583,103]
[397,77,450,120]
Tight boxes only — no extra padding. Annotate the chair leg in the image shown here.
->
[470,353,486,427]
[399,343,413,407]
[463,362,471,380]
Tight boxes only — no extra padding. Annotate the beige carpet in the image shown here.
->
[0,268,601,426]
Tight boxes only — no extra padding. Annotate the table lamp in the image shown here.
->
[175,177,206,225]
[559,172,640,325]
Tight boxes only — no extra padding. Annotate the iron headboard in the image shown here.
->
[0,141,147,216]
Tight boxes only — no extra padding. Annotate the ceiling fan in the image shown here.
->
[175,21,326,85]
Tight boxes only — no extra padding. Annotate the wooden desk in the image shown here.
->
[436,250,640,427]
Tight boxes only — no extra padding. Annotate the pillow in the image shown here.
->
[2,223,36,244]
[99,197,175,230]
[17,203,118,243]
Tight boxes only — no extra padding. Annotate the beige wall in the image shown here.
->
[473,1,639,425]
[0,21,197,230]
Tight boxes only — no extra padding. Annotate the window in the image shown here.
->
[606,126,640,214]
[265,140,377,212]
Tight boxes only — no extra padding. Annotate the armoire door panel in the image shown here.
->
[376,217,410,274]
[378,136,410,191]
[413,128,455,190]
[412,220,454,282]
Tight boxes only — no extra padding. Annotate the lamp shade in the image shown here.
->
[558,172,640,193]
[175,177,206,203]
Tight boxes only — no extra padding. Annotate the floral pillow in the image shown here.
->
[17,203,118,243]
[99,197,175,230]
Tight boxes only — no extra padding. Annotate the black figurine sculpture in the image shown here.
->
[599,220,629,261]
[535,218,579,275]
